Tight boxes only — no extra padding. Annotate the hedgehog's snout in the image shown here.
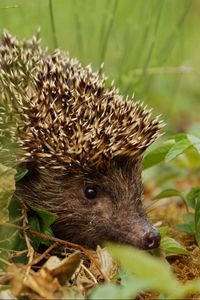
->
[109,216,161,250]
[142,226,161,249]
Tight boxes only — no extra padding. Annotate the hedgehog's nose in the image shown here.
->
[143,227,161,249]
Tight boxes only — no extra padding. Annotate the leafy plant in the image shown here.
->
[28,205,58,248]
[151,184,200,247]
[0,163,16,223]
[91,243,200,299]
[142,132,200,248]
[176,187,200,246]
[143,133,200,170]
[159,227,189,256]
[0,164,58,267]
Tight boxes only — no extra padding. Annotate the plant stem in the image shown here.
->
[1,222,107,281]
[99,0,118,65]
[49,0,58,49]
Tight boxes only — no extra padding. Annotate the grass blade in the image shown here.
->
[49,0,58,49]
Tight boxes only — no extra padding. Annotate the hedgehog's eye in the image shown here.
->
[84,186,98,200]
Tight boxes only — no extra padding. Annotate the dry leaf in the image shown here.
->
[57,286,84,299]
[0,290,16,299]
[44,252,81,285]
[90,246,117,280]
[5,264,60,299]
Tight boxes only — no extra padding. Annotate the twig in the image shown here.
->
[81,263,98,284]
[27,242,58,267]
[21,204,35,276]
[0,248,27,255]
[2,222,86,251]
[1,222,107,281]
[0,258,12,266]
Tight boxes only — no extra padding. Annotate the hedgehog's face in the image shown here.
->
[17,158,160,250]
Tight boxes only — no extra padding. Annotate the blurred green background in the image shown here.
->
[0,0,199,132]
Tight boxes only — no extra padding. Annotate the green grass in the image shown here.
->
[0,0,199,131]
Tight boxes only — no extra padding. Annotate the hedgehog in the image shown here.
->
[0,31,163,250]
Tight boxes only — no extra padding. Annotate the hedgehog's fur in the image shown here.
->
[0,31,163,169]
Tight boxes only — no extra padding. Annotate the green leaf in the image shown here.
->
[194,197,200,247]
[30,206,58,230]
[28,214,42,249]
[107,243,180,295]
[168,133,187,142]
[186,186,200,209]
[165,139,191,163]
[0,164,16,223]
[182,212,195,223]
[180,279,200,297]
[159,226,168,237]
[176,223,195,234]
[160,236,189,255]
[143,144,171,169]
[90,283,123,299]
[0,199,27,268]
[153,188,183,200]
[106,243,200,298]
[28,206,58,247]
[15,168,28,182]
[187,134,200,154]
[90,276,150,300]
[176,213,195,235]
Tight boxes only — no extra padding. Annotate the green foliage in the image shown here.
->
[0,198,27,267]
[165,134,200,163]
[143,144,172,170]
[91,275,147,300]
[159,227,189,256]
[0,164,16,223]
[28,206,58,247]
[0,164,58,267]
[176,187,200,247]
[165,139,192,163]
[194,194,200,246]
[0,201,58,267]
[153,188,183,200]
[151,184,200,247]
[161,236,189,256]
[186,186,200,209]
[143,133,200,169]
[15,168,28,182]
[91,243,200,299]
[144,132,200,248]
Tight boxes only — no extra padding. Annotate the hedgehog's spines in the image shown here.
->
[0,31,164,169]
